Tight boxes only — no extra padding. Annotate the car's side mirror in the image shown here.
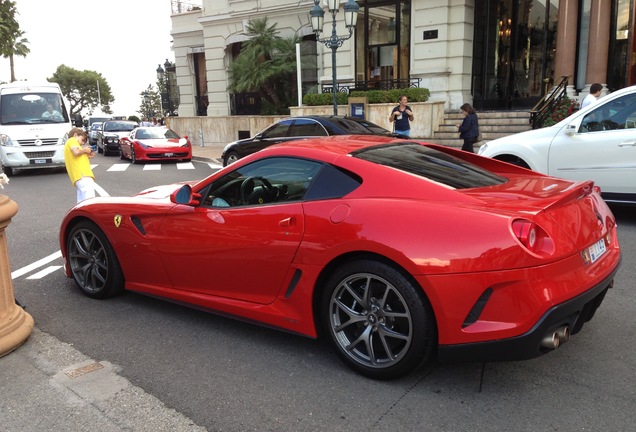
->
[565,122,578,135]
[170,184,201,206]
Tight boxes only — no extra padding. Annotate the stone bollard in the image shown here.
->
[0,195,34,357]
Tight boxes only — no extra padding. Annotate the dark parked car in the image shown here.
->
[97,120,139,156]
[221,115,403,166]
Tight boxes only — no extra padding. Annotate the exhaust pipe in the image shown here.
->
[556,326,570,344]
[541,331,560,349]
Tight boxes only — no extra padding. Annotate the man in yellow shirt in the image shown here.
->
[64,128,96,203]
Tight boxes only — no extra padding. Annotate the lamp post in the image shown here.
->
[142,90,152,119]
[310,0,360,115]
[157,59,176,116]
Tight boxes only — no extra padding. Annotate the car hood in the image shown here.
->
[139,138,188,148]
[479,125,561,155]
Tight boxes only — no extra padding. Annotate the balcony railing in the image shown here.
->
[171,0,202,14]
[321,78,422,93]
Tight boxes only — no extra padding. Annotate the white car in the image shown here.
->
[478,85,636,204]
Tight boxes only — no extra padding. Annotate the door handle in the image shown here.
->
[618,141,636,147]
[279,216,296,227]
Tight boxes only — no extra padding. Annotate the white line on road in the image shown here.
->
[107,164,130,172]
[177,162,195,170]
[11,250,62,279]
[27,265,63,279]
[143,164,161,170]
[208,162,223,169]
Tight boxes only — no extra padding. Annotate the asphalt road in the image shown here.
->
[4,154,636,432]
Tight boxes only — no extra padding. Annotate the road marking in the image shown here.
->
[143,164,161,170]
[177,162,195,170]
[11,250,62,279]
[208,162,223,169]
[107,164,130,172]
[94,183,110,197]
[27,265,63,279]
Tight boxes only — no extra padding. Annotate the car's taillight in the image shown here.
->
[511,219,555,256]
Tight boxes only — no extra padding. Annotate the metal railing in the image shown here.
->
[530,76,570,129]
[171,0,202,14]
[321,78,422,93]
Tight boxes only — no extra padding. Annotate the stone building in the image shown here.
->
[169,0,636,117]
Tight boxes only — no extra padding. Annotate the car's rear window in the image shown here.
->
[351,143,507,189]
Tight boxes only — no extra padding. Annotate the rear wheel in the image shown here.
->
[321,259,437,379]
[223,151,240,166]
[66,221,124,299]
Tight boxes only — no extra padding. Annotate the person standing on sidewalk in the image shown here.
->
[456,103,479,153]
[64,128,96,203]
[389,95,415,137]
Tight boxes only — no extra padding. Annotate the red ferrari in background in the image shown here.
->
[118,127,192,163]
[59,136,621,379]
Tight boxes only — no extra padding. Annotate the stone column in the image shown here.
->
[554,0,579,97]
[0,195,34,357]
[585,0,611,85]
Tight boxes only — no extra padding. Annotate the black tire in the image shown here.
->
[119,147,125,160]
[97,142,103,154]
[131,149,137,164]
[223,151,240,166]
[66,221,124,299]
[321,259,437,380]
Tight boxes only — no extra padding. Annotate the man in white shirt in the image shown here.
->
[581,83,603,109]
[42,104,63,120]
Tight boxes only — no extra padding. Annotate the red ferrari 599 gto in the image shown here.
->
[60,135,621,379]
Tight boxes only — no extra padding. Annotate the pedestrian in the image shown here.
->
[581,83,603,109]
[456,103,479,153]
[64,127,96,203]
[389,95,414,137]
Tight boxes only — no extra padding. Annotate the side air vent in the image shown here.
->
[462,288,493,328]
[131,216,146,235]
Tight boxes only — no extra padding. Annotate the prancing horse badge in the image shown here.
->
[114,215,122,228]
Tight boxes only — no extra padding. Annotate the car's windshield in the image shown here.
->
[105,122,136,132]
[352,143,507,189]
[137,128,180,139]
[0,92,70,125]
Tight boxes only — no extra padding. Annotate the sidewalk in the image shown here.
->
[191,142,225,164]
[0,328,206,432]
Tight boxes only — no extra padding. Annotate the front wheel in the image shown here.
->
[2,165,14,176]
[223,151,240,166]
[66,221,124,299]
[321,259,437,380]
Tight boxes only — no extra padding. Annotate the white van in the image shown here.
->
[0,81,82,176]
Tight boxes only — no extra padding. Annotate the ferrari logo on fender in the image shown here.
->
[114,215,122,227]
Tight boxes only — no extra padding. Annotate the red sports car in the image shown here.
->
[118,127,192,163]
[59,136,621,379]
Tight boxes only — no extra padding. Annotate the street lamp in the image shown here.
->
[142,90,152,119]
[157,59,177,117]
[310,0,360,115]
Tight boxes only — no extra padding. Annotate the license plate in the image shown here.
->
[32,159,48,164]
[586,238,607,264]
[165,152,174,157]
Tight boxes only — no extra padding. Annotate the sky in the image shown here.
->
[0,0,175,116]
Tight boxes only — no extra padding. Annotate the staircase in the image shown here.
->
[426,110,533,149]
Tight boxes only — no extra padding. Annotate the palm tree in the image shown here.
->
[227,17,299,114]
[7,30,30,82]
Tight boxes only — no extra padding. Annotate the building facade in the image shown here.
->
[170,0,636,117]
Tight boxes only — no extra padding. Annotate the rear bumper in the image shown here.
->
[437,260,620,363]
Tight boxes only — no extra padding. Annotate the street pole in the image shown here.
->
[310,0,360,116]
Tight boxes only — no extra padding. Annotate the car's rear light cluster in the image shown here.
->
[511,219,555,256]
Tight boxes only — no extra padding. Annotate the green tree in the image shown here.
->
[48,65,114,117]
[227,17,300,114]
[0,0,30,82]
[139,85,161,119]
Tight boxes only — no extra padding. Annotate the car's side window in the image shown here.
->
[290,119,328,137]
[580,93,636,133]
[201,157,322,208]
[261,120,292,139]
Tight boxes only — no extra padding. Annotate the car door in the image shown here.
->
[155,157,322,304]
[548,92,636,195]
[244,119,294,155]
